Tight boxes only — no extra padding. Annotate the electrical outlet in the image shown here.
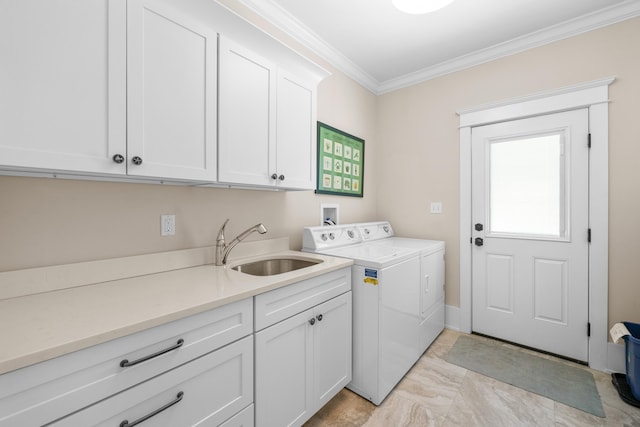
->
[430,202,443,214]
[161,214,175,236]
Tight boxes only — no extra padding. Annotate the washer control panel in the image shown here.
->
[302,224,362,251]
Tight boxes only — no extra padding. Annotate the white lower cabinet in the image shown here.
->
[0,270,352,427]
[53,336,253,426]
[254,268,352,427]
[0,298,253,426]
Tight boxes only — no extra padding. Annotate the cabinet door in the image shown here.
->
[127,0,217,181]
[0,0,126,175]
[218,37,276,186]
[314,292,352,407]
[255,309,313,427]
[276,70,317,189]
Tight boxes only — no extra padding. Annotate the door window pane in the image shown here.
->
[489,133,565,238]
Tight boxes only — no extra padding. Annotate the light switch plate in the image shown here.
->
[430,202,443,214]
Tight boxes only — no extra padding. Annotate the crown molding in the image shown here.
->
[235,0,640,95]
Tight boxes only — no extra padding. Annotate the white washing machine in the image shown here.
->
[302,221,445,405]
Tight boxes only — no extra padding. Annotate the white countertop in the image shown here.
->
[0,247,352,375]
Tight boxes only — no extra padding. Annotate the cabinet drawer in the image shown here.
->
[219,404,254,427]
[254,267,350,331]
[53,336,253,427]
[0,298,252,427]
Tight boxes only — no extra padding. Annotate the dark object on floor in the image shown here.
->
[612,373,640,409]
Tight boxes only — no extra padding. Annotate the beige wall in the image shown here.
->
[0,68,378,270]
[1,3,638,331]
[376,17,640,328]
[0,1,379,272]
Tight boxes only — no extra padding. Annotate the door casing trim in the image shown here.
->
[457,77,614,371]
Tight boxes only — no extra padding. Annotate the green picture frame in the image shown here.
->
[315,122,365,197]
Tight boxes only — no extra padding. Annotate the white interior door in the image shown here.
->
[471,109,589,362]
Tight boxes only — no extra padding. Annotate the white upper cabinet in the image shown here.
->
[0,0,327,186]
[276,70,317,190]
[218,37,276,187]
[127,0,217,181]
[218,36,319,190]
[0,0,127,175]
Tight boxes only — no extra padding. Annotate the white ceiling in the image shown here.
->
[237,0,640,94]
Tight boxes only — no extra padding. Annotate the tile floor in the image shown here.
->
[304,329,640,426]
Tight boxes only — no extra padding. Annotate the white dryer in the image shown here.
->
[358,222,446,355]
[302,221,445,405]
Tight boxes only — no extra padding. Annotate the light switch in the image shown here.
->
[430,202,443,214]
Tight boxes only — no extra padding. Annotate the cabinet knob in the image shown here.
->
[308,318,316,325]
[271,173,278,180]
[112,154,125,164]
[278,174,285,181]
[316,314,323,322]
[131,156,143,165]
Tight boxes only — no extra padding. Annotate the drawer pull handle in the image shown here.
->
[120,339,184,368]
[119,391,184,427]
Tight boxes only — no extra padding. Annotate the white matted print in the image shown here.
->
[323,138,333,153]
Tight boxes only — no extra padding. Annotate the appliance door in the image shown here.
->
[378,255,421,401]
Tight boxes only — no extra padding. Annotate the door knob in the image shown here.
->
[131,156,143,165]
[474,237,484,247]
[475,223,484,231]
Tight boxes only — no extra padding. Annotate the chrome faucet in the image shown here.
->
[215,219,268,266]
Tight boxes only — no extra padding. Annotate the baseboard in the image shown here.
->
[607,341,626,374]
[445,304,460,331]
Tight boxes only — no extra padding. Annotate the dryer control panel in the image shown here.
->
[302,221,395,251]
[357,222,394,241]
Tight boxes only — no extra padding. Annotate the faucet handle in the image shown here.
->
[217,219,230,242]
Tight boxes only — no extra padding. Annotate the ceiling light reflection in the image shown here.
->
[392,0,455,15]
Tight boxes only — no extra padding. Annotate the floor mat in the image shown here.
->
[445,335,605,418]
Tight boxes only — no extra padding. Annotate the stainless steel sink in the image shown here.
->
[231,257,322,276]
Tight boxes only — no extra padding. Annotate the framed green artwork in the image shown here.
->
[316,122,365,197]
